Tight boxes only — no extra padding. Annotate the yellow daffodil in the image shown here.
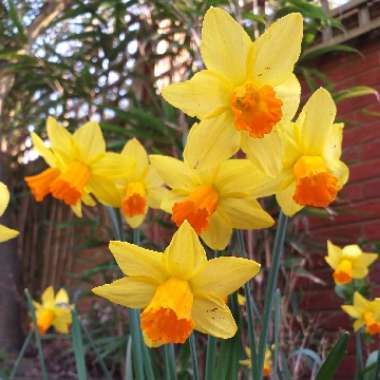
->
[25,117,133,216]
[244,88,349,216]
[326,241,377,285]
[0,182,19,242]
[115,139,167,228]
[33,286,72,335]
[92,222,260,347]
[149,153,275,250]
[162,7,303,169]
[240,346,272,377]
[342,292,380,335]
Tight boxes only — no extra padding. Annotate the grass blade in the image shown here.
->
[71,310,87,380]
[24,289,48,380]
[257,212,288,380]
[205,336,216,380]
[189,333,200,380]
[9,330,33,380]
[315,331,349,380]
[164,344,177,380]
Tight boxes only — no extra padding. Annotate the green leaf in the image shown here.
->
[315,331,350,380]
[301,44,362,61]
[6,0,26,40]
[333,86,379,103]
[71,310,88,380]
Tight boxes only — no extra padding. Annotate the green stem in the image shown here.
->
[142,344,155,380]
[205,336,216,380]
[189,333,200,380]
[164,344,177,380]
[129,309,145,380]
[237,231,258,379]
[9,330,33,380]
[71,310,87,380]
[373,339,380,380]
[257,212,288,380]
[355,330,363,380]
[273,290,282,377]
[24,289,48,380]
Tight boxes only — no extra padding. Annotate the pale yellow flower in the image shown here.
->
[0,182,19,242]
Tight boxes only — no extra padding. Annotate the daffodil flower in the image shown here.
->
[25,117,133,216]
[115,139,167,228]
[342,292,380,335]
[326,241,377,285]
[162,7,303,169]
[93,222,260,347]
[244,88,349,216]
[33,286,72,335]
[240,346,272,377]
[149,153,275,250]
[0,182,19,243]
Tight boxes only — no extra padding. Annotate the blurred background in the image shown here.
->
[0,0,379,378]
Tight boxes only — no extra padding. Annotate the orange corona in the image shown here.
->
[25,167,60,202]
[364,312,380,335]
[140,278,193,344]
[333,260,353,285]
[293,156,338,208]
[172,185,219,234]
[122,182,147,217]
[231,83,283,138]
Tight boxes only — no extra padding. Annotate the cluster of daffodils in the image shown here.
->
[325,241,378,335]
[23,7,351,351]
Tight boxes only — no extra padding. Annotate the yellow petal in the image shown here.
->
[326,240,342,269]
[162,70,231,119]
[276,180,303,217]
[219,197,274,230]
[274,74,301,122]
[92,277,156,309]
[191,256,260,297]
[165,221,207,279]
[31,133,56,167]
[46,117,76,160]
[192,294,237,338]
[149,155,199,192]
[184,113,240,171]
[0,225,19,242]
[351,266,369,279]
[53,307,72,334]
[41,286,55,306]
[353,291,370,310]
[214,159,278,198]
[201,7,252,84]
[55,288,69,304]
[71,202,82,218]
[341,305,360,319]
[200,209,232,251]
[122,138,148,177]
[0,182,10,217]
[87,176,120,207]
[253,13,303,86]
[358,252,378,267]
[147,187,169,209]
[328,159,349,189]
[109,241,166,283]
[73,121,105,162]
[297,88,336,155]
[241,129,284,177]
[91,152,134,179]
[324,123,344,162]
[353,319,364,331]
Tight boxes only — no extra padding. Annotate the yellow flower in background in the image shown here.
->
[162,7,303,169]
[150,153,276,250]
[25,117,133,216]
[240,346,272,377]
[244,88,349,216]
[325,241,377,285]
[342,292,380,335]
[115,139,167,228]
[0,182,19,242]
[93,222,260,347]
[33,286,72,335]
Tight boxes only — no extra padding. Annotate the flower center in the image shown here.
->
[50,161,91,206]
[333,259,352,285]
[122,182,147,217]
[292,156,338,208]
[171,185,219,234]
[25,168,61,202]
[36,308,56,335]
[364,311,380,335]
[141,278,193,345]
[230,82,283,138]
